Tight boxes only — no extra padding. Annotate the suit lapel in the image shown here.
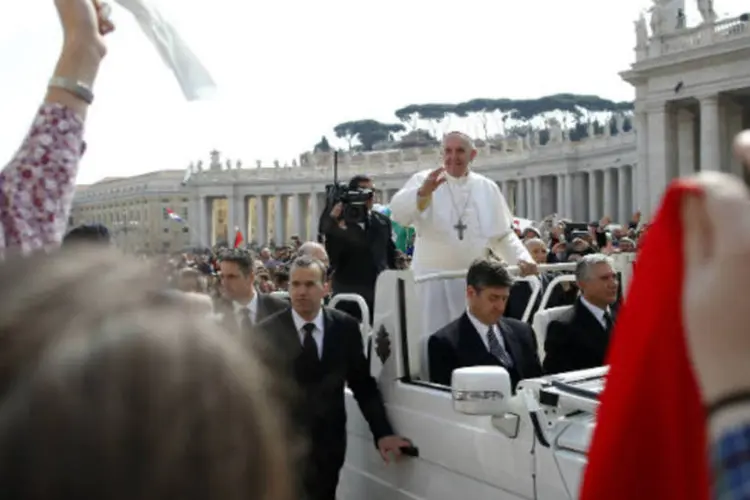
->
[256,294,268,323]
[497,318,523,367]
[457,313,494,362]
[320,308,340,366]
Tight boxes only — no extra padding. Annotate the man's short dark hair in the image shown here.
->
[466,258,514,291]
[218,249,255,276]
[348,174,372,190]
[289,255,327,283]
[62,224,111,247]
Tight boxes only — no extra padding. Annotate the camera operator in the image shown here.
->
[320,175,396,322]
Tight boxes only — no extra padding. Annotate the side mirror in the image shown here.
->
[451,366,512,416]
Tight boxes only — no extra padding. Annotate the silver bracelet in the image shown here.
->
[48,76,94,105]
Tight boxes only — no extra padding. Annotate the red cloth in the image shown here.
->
[233,228,243,249]
[580,181,709,500]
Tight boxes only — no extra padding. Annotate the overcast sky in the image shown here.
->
[0,0,745,184]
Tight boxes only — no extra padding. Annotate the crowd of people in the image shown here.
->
[0,2,749,499]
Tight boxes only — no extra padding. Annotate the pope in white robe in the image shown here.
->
[389,132,535,340]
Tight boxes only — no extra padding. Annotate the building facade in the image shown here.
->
[70,170,195,253]
[184,125,636,248]
[74,9,750,251]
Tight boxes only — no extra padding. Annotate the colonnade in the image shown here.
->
[188,164,637,247]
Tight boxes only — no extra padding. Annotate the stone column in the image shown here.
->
[564,174,574,218]
[533,177,543,220]
[525,179,534,219]
[236,195,247,239]
[291,193,303,238]
[677,108,696,176]
[699,95,720,171]
[555,175,564,215]
[587,171,597,220]
[188,194,202,246]
[255,195,267,246]
[617,167,628,224]
[602,168,614,218]
[516,179,526,217]
[199,196,211,247]
[226,194,236,240]
[309,192,320,240]
[646,104,671,213]
[634,110,649,214]
[274,195,284,245]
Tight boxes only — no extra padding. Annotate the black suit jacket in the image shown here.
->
[428,313,543,390]
[219,293,289,336]
[322,211,396,303]
[542,298,617,375]
[254,307,393,496]
[504,272,575,321]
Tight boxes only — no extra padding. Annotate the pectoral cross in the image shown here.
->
[453,219,467,240]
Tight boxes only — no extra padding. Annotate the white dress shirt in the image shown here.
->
[580,296,612,329]
[291,308,325,358]
[233,293,259,325]
[466,309,508,353]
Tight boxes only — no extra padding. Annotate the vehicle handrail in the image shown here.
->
[519,276,542,323]
[538,274,577,311]
[328,294,372,354]
[414,262,577,283]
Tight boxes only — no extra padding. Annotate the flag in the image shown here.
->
[165,208,184,223]
[580,180,709,500]
[233,227,243,249]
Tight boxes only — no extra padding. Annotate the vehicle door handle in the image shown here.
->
[399,439,419,458]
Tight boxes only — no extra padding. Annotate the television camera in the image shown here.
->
[320,152,373,226]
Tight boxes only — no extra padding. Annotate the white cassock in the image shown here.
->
[389,170,532,340]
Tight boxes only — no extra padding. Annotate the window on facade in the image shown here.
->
[163,228,169,233]
[182,227,189,233]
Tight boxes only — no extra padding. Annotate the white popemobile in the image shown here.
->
[332,253,635,500]
[272,253,635,500]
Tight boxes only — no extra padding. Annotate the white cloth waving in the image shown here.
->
[113,0,216,100]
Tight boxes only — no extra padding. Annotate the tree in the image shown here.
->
[337,94,635,150]
[332,119,405,151]
[314,136,331,153]
[333,121,359,150]
[394,104,421,131]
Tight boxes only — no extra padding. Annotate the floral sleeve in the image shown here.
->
[0,103,84,254]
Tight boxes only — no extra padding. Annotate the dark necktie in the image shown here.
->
[603,311,614,332]
[487,326,513,367]
[301,323,319,363]
[239,307,253,332]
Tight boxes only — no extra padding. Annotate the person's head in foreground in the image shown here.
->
[0,248,292,500]
[61,223,111,247]
[465,258,514,324]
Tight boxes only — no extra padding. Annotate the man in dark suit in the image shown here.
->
[255,255,410,500]
[320,174,396,322]
[216,249,289,335]
[428,258,543,391]
[543,253,620,375]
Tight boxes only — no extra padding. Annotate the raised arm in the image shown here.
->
[0,0,112,254]
[389,168,444,227]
